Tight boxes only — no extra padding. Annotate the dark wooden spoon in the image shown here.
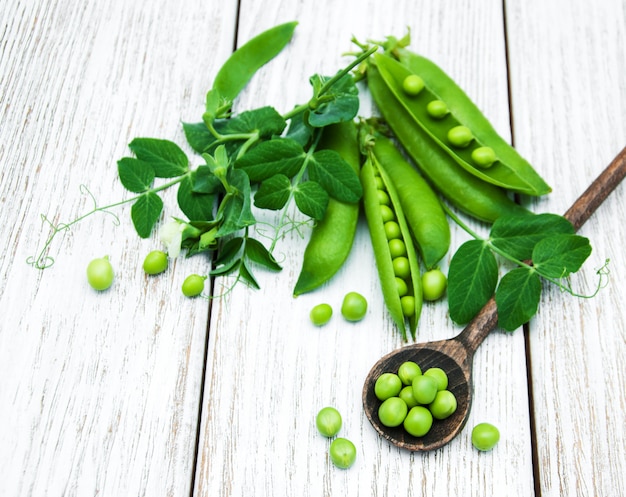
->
[363,145,626,451]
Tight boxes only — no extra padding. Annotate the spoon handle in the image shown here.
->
[457,145,626,354]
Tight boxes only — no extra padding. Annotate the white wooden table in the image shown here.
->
[1,1,625,495]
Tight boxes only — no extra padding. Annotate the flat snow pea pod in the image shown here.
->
[367,63,529,223]
[361,152,422,339]
[371,132,450,270]
[293,121,361,295]
[212,21,298,106]
[395,48,552,195]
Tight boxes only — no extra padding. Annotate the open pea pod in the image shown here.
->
[373,52,551,196]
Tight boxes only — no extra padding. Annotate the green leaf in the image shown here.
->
[294,180,329,220]
[217,168,256,237]
[307,149,362,202]
[245,237,282,272]
[235,138,305,182]
[177,173,216,221]
[495,268,542,331]
[193,165,224,194]
[533,234,592,278]
[128,138,188,178]
[448,239,499,324]
[183,121,216,154]
[117,157,155,193]
[131,192,163,238]
[285,108,314,147]
[214,236,244,267]
[238,259,261,289]
[490,213,574,260]
[253,174,291,210]
[308,73,359,127]
[210,257,241,277]
[223,106,286,138]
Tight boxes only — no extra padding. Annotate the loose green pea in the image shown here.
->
[471,146,498,168]
[400,295,416,317]
[316,406,342,437]
[397,361,422,385]
[395,277,408,297]
[422,268,447,301]
[86,256,114,291]
[310,303,333,326]
[399,385,419,409]
[329,438,357,469]
[403,406,433,437]
[447,125,474,148]
[341,291,368,322]
[143,250,168,275]
[402,74,425,96]
[374,372,403,401]
[388,238,407,258]
[377,189,391,205]
[412,374,438,404]
[426,99,449,119]
[378,396,408,427]
[392,257,411,279]
[182,274,206,297]
[471,422,500,451]
[384,221,401,240]
[428,390,457,420]
[424,367,448,391]
[380,204,395,223]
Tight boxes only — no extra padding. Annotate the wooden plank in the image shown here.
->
[193,1,535,495]
[506,0,626,495]
[0,0,238,495]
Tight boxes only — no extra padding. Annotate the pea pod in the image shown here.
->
[373,52,551,196]
[293,121,361,296]
[367,61,530,223]
[370,132,450,270]
[361,146,422,340]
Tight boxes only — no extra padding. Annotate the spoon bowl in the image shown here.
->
[363,145,626,451]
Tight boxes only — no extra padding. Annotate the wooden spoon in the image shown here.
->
[362,145,626,451]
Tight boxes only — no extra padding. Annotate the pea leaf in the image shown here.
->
[216,168,256,237]
[235,138,305,182]
[308,73,359,127]
[223,106,286,138]
[294,180,329,220]
[239,259,261,289]
[177,173,216,221]
[128,138,188,178]
[131,192,163,238]
[495,268,542,331]
[117,157,155,193]
[213,236,244,267]
[245,237,282,272]
[285,108,314,147]
[183,120,236,154]
[307,149,362,202]
[254,174,291,210]
[490,213,574,260]
[532,234,592,278]
[448,239,499,324]
[193,165,224,194]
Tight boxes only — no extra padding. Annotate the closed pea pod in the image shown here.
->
[293,121,361,295]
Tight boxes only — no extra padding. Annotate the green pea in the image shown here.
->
[374,372,403,401]
[380,204,395,223]
[399,385,419,409]
[143,250,168,275]
[182,274,206,297]
[426,99,449,119]
[315,407,342,437]
[412,374,438,404]
[374,176,385,189]
[341,291,368,322]
[384,221,401,240]
[447,125,474,148]
[397,361,422,385]
[422,268,447,301]
[395,277,408,297]
[377,189,391,205]
[392,257,411,279]
[403,406,433,437]
[400,295,416,317]
[402,74,425,96]
[428,390,457,420]
[378,397,408,427]
[388,238,407,258]
[423,367,448,391]
[471,422,500,451]
[471,146,497,168]
[86,256,114,291]
[310,303,333,326]
[329,438,357,469]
